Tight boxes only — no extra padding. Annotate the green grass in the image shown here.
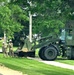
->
[55,56,74,65]
[0,39,3,47]
[56,58,74,65]
[0,54,74,75]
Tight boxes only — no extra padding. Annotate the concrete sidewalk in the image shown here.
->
[40,61,74,70]
[27,57,74,70]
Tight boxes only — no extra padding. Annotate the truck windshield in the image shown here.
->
[60,29,65,41]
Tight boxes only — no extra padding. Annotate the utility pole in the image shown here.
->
[29,11,32,42]
[28,0,32,42]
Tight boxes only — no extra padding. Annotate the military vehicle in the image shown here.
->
[14,20,74,61]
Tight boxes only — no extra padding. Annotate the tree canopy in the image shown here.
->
[0,0,74,40]
[0,0,28,40]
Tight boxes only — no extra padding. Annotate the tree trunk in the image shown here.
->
[4,31,7,44]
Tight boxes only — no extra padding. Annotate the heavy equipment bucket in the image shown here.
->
[15,38,35,57]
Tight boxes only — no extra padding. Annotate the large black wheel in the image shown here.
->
[39,47,46,60]
[44,47,58,61]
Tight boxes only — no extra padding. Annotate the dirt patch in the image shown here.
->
[0,64,27,75]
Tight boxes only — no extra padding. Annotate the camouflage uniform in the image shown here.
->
[9,41,14,57]
[2,42,8,57]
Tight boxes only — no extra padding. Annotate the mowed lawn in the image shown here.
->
[0,54,74,75]
[56,58,74,66]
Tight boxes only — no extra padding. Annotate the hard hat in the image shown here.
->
[9,40,12,42]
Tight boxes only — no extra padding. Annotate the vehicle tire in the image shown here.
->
[39,47,46,60]
[44,47,57,61]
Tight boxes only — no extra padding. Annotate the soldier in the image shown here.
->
[2,42,8,57]
[9,40,14,57]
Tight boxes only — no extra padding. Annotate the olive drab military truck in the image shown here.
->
[65,20,74,59]
[14,20,74,61]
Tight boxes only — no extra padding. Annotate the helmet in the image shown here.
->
[9,40,12,42]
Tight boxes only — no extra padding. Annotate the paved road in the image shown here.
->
[27,57,74,70]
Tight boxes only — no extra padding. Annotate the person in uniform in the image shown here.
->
[2,42,8,57]
[9,40,14,57]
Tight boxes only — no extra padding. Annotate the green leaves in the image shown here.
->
[32,0,74,36]
[0,0,74,39]
[0,2,28,39]
[9,4,22,14]
[0,6,11,29]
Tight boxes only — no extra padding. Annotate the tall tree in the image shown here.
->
[31,0,74,36]
[1,0,74,42]
[0,1,28,43]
